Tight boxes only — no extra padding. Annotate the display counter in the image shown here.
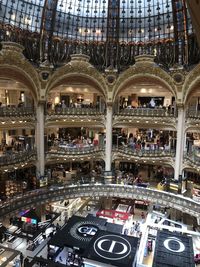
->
[27,233,44,251]
[0,245,20,267]
[6,234,23,249]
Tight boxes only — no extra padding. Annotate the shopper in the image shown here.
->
[20,252,24,267]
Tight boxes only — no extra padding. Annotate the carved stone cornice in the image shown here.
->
[135,54,155,65]
[1,41,24,53]
[176,102,185,109]
[70,54,90,62]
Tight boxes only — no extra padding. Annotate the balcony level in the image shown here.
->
[46,145,105,164]
[0,149,37,172]
[113,108,177,129]
[184,151,200,171]
[113,146,175,167]
[45,107,105,127]
[185,109,200,132]
[0,107,35,128]
[0,183,199,220]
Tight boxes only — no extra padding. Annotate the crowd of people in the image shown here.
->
[48,130,99,149]
[0,137,31,154]
[119,97,176,113]
[118,130,173,152]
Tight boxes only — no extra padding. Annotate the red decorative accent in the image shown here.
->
[96,209,130,221]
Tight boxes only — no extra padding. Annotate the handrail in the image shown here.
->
[0,183,199,219]
[184,152,200,165]
[186,109,200,119]
[46,107,104,116]
[0,149,37,166]
[47,145,104,155]
[114,146,175,157]
[0,107,35,117]
[116,108,176,117]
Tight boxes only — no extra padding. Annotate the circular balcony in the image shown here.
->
[113,146,175,167]
[0,107,35,127]
[45,107,105,127]
[113,108,177,129]
[0,149,37,169]
[117,107,176,118]
[0,107,35,117]
[0,183,199,221]
[46,145,105,163]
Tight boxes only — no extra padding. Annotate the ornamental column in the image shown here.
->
[36,102,45,177]
[174,104,185,182]
[105,104,113,172]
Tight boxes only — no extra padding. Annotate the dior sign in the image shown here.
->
[77,225,98,237]
[163,237,185,253]
[94,235,131,260]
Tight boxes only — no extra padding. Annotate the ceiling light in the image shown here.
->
[140,88,147,93]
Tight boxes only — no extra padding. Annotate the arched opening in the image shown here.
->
[45,78,106,175]
[46,80,106,114]
[185,84,200,118]
[0,66,38,103]
[0,77,36,183]
[114,77,176,113]
[112,77,176,188]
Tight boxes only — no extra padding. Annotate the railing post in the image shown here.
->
[104,103,113,183]
[105,104,113,172]
[174,103,185,183]
[36,102,45,177]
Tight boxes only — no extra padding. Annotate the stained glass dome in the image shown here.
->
[0,0,199,70]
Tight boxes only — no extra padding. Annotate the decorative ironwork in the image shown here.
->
[0,150,37,166]
[0,0,199,70]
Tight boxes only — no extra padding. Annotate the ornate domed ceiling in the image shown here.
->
[0,0,199,70]
[0,0,193,42]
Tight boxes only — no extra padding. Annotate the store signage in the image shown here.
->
[77,225,98,237]
[70,220,103,242]
[163,237,185,253]
[94,234,131,260]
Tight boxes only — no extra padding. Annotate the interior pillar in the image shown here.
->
[36,102,45,177]
[105,104,113,172]
[174,104,185,181]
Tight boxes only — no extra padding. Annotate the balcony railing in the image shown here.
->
[0,149,37,166]
[115,146,175,157]
[184,152,200,166]
[0,107,35,117]
[116,107,176,117]
[46,107,104,116]
[0,183,200,220]
[47,145,104,155]
[186,109,200,119]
